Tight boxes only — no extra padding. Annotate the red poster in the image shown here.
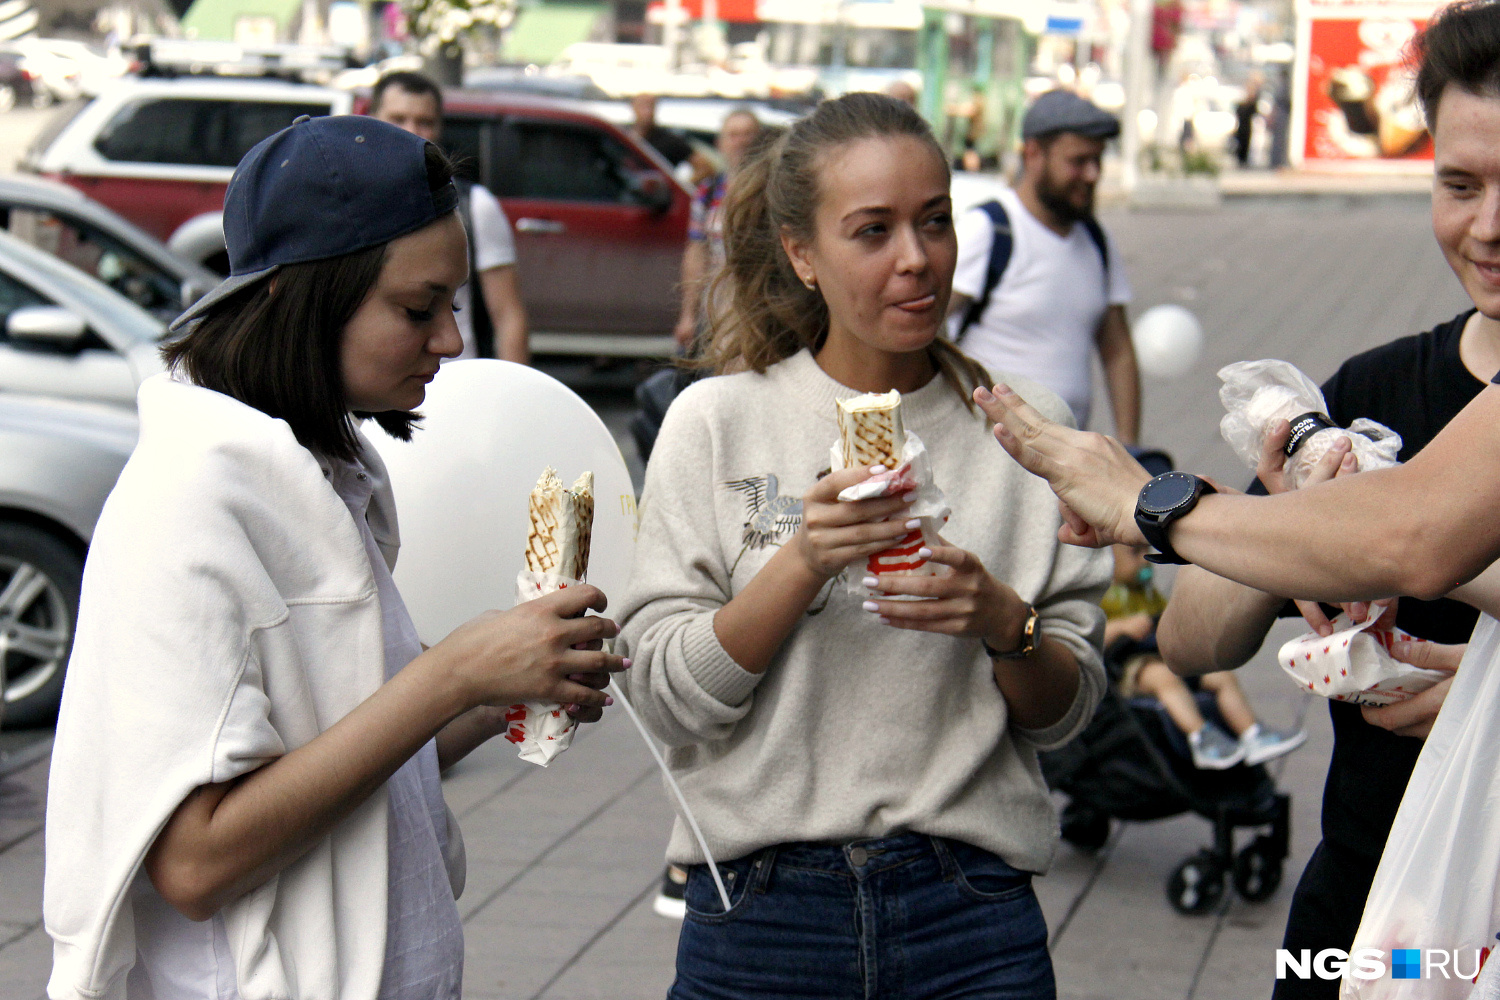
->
[1301,14,1431,163]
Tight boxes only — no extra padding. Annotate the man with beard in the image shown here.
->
[948,90,1140,441]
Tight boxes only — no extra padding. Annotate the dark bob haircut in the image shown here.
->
[1414,0,1500,128]
[161,142,455,463]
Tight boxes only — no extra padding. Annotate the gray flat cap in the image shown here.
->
[1022,89,1120,141]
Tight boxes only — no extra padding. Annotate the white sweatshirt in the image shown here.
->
[45,375,399,1000]
[616,349,1110,874]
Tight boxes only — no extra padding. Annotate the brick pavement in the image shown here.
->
[0,196,1472,1000]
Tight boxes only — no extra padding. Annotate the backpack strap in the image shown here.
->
[955,199,1012,345]
[454,178,496,359]
[1080,215,1111,280]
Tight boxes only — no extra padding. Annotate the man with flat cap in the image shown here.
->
[948,89,1140,442]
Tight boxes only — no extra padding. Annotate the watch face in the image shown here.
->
[1139,472,1198,516]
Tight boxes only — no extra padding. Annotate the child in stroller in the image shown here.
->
[1106,541,1306,771]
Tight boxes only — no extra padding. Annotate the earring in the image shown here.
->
[803,277,817,289]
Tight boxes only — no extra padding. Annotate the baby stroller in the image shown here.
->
[1040,679,1293,915]
[1040,445,1295,915]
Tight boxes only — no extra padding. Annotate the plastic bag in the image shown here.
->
[504,569,581,766]
[1342,614,1498,999]
[829,429,950,597]
[1219,360,1402,489]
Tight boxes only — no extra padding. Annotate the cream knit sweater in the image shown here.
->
[617,349,1110,873]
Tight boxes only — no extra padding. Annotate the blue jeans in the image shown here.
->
[669,832,1055,1000]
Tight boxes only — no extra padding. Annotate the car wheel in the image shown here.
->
[0,84,15,114]
[0,523,81,729]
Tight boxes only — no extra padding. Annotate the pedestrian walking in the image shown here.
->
[948,89,1141,442]
[672,107,762,351]
[617,92,1110,999]
[370,71,530,364]
[42,116,626,1000]
[630,93,695,171]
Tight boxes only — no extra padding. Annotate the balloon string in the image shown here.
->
[607,679,733,914]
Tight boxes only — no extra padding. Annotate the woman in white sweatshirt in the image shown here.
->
[44,116,626,1000]
[617,93,1110,998]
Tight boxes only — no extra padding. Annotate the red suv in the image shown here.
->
[431,89,692,356]
[26,80,692,356]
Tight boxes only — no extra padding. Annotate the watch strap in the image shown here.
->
[984,604,1039,660]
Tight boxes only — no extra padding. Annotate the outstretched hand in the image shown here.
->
[974,384,1150,548]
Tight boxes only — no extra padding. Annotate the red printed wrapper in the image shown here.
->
[1279,612,1448,707]
[503,570,581,766]
[829,430,950,597]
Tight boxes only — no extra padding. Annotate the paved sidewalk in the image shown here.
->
[0,198,1471,999]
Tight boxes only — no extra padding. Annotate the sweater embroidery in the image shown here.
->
[725,473,803,549]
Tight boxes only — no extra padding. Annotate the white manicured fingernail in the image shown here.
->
[862,600,879,612]
[863,576,879,588]
[877,616,891,625]
[905,518,922,529]
[918,547,933,558]
[869,465,886,474]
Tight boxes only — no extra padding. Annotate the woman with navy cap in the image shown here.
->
[42,116,627,1000]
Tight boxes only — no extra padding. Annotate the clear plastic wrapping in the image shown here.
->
[1218,359,1401,489]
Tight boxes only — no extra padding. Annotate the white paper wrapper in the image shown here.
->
[1218,360,1402,489]
[503,569,582,766]
[1279,612,1449,707]
[830,429,951,597]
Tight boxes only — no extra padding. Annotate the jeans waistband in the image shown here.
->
[742,832,970,883]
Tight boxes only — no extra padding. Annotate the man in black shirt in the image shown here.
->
[630,93,694,169]
[1156,307,1491,999]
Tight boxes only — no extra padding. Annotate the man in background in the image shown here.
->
[630,93,695,171]
[948,90,1141,442]
[673,108,762,350]
[371,71,530,363]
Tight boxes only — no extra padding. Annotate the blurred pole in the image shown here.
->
[664,0,682,69]
[1120,0,1152,192]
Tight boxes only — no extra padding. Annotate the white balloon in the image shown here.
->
[367,359,637,646]
[1132,304,1204,380]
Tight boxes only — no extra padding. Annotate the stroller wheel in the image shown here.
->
[1233,837,1284,903]
[1168,851,1226,915]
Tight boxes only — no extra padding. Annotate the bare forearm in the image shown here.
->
[1156,566,1286,675]
[712,540,829,674]
[993,636,1081,730]
[678,242,707,323]
[1096,308,1140,443]
[1447,560,1500,619]
[480,267,529,364]
[147,650,467,919]
[436,705,510,771]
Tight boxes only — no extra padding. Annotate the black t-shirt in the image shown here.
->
[642,126,693,167]
[1250,310,1484,860]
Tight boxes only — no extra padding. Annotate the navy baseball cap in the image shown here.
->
[170,114,459,332]
[1022,90,1121,142]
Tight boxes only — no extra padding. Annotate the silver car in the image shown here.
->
[0,232,160,725]
[0,174,218,322]
[0,394,135,727]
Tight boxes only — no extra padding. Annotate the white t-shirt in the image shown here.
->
[454,183,518,360]
[949,187,1131,429]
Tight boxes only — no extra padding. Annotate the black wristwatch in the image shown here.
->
[1135,472,1216,565]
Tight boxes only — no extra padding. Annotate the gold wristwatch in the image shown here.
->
[984,604,1039,660]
